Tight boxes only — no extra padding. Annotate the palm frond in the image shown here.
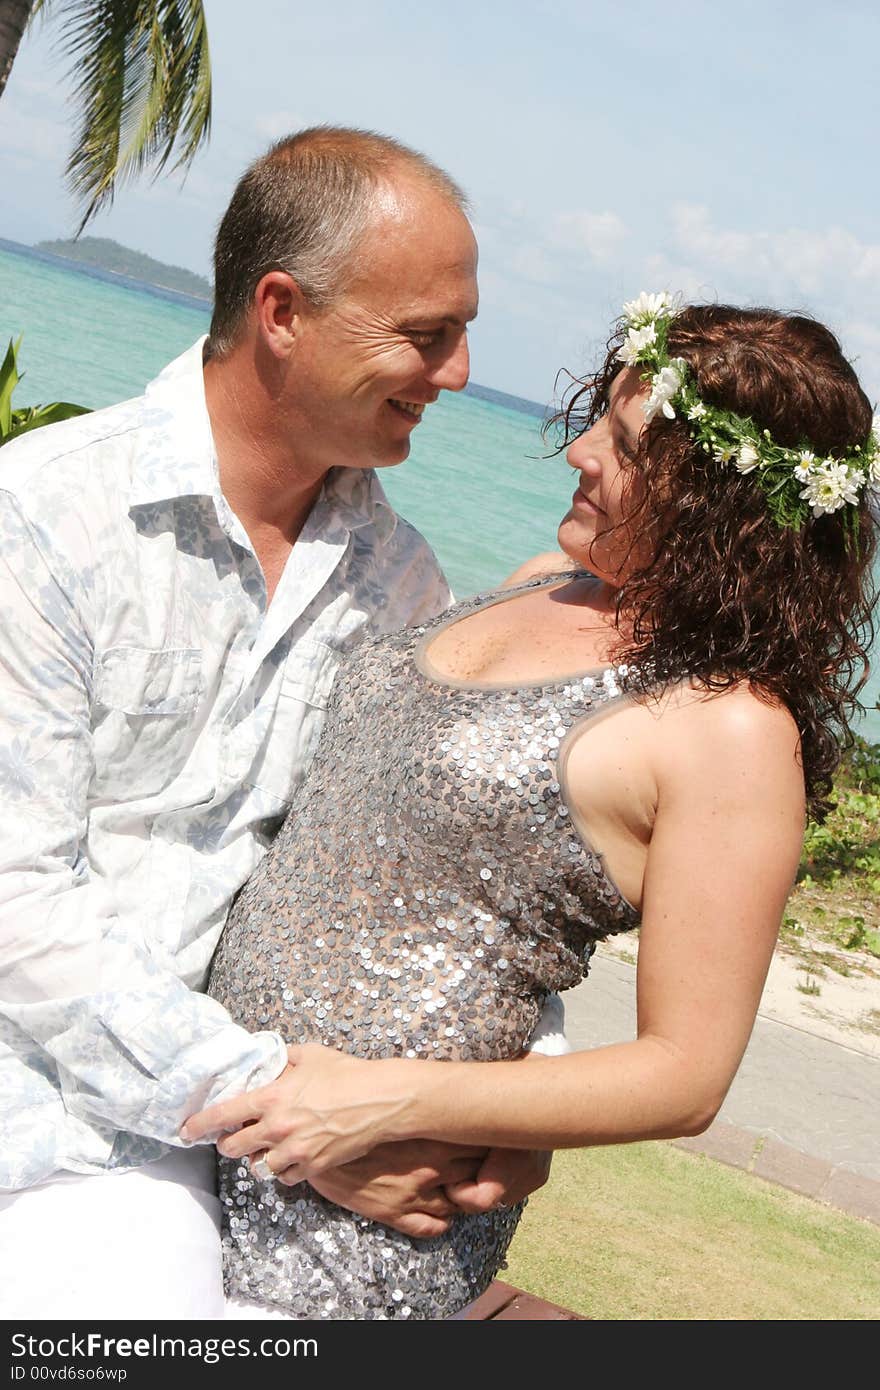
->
[49,0,211,232]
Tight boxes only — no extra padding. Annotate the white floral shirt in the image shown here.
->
[0,339,453,1188]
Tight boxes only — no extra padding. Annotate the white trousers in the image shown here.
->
[0,1152,479,1321]
[0,1150,226,1320]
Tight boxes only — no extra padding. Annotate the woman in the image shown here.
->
[195,295,877,1319]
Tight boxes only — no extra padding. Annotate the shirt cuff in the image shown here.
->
[526,992,571,1056]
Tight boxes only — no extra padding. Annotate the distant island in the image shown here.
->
[34,236,212,301]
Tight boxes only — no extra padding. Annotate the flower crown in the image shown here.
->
[617,291,880,529]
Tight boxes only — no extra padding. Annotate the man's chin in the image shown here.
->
[373,441,412,469]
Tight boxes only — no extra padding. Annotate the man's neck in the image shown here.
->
[203,348,326,598]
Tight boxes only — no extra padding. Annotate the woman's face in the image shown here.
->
[557,366,653,584]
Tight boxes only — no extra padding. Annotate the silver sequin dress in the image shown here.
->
[208,575,641,1319]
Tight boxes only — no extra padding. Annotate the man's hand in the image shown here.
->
[445,1146,553,1211]
[309,1140,488,1238]
[310,1141,552,1238]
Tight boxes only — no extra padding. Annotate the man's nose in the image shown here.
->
[427,333,470,393]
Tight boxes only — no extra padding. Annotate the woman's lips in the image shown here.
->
[572,486,604,516]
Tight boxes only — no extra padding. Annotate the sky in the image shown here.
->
[2,0,879,405]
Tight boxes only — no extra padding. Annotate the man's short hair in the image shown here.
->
[208,126,469,355]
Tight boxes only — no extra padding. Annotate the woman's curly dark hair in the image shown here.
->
[554,304,877,819]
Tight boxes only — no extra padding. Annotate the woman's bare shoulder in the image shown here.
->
[650,681,804,802]
[664,680,799,742]
[500,551,581,588]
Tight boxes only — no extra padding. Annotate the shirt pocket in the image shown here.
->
[91,646,203,801]
[242,638,339,808]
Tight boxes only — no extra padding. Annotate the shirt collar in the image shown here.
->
[129,336,398,545]
[316,466,399,544]
[129,337,220,507]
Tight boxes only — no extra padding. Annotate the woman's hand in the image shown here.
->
[181,1043,416,1182]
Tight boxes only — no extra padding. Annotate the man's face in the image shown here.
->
[286,181,479,474]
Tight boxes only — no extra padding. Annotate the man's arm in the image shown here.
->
[0,491,287,1146]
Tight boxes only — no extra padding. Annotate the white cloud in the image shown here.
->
[671,204,754,267]
[474,203,629,307]
[503,242,559,286]
[670,203,880,300]
[253,111,312,141]
[639,250,728,302]
[635,206,880,402]
[473,195,880,403]
[838,320,880,406]
[549,210,628,263]
[0,98,65,165]
[0,120,61,164]
[16,76,62,100]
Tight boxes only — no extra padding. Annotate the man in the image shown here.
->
[0,127,561,1319]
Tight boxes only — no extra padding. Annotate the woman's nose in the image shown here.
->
[566,429,602,474]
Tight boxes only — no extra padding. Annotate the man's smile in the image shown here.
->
[388,398,427,421]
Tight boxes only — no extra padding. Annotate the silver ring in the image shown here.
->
[251,1154,276,1182]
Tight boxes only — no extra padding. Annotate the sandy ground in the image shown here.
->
[601,934,880,1061]
[756,942,880,1059]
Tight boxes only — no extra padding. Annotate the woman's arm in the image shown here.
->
[183,689,805,1176]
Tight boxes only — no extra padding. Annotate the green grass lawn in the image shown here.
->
[503,1142,880,1320]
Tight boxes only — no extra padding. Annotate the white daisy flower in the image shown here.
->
[714,444,737,465]
[622,291,673,328]
[794,451,816,482]
[846,467,866,498]
[686,401,707,420]
[734,442,761,474]
[616,323,657,366]
[643,359,687,423]
[799,461,856,516]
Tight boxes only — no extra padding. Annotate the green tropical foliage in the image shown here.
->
[783,735,880,962]
[0,337,90,446]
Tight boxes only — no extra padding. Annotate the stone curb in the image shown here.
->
[672,1119,880,1227]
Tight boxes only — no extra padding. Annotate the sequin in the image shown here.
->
[209,577,640,1320]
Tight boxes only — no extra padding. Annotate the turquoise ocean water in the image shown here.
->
[2,238,877,739]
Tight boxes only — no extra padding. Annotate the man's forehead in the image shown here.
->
[347,181,477,304]
[371,174,466,227]
[388,288,479,325]
[355,179,472,250]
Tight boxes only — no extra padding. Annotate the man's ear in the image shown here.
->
[252,270,309,359]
